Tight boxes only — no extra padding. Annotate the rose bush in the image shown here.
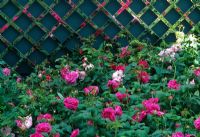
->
[0,31,200,137]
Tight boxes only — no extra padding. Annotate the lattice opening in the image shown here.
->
[28,50,46,65]
[28,26,45,42]
[188,8,200,24]
[129,0,145,14]
[41,38,58,54]
[0,17,7,28]
[2,27,19,43]
[165,8,181,25]
[79,0,97,15]
[1,1,18,18]
[53,25,71,43]
[0,41,6,54]
[154,0,169,13]
[92,11,109,27]
[129,22,145,38]
[105,1,121,15]
[28,2,45,18]
[15,14,32,30]
[79,24,95,37]
[152,21,169,37]
[65,12,85,30]
[53,1,71,17]
[141,10,157,25]
[41,13,58,30]
[3,50,20,67]
[117,10,133,26]
[177,0,193,13]
[104,22,121,38]
[15,38,32,54]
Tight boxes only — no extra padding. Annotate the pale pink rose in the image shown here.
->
[16,115,32,131]
[16,77,22,83]
[2,68,11,76]
[70,129,79,137]
[79,71,86,80]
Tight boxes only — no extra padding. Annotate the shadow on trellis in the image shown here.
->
[0,0,199,76]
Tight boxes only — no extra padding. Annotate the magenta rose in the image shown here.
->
[132,110,147,122]
[107,80,120,90]
[194,68,200,77]
[30,132,44,137]
[53,133,60,137]
[35,122,52,133]
[138,60,149,69]
[37,113,53,121]
[64,97,79,111]
[114,105,123,116]
[70,129,79,137]
[115,92,129,102]
[172,132,184,137]
[167,80,180,90]
[194,117,200,130]
[101,107,116,121]
[137,71,150,83]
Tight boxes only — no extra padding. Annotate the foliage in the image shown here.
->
[0,32,200,137]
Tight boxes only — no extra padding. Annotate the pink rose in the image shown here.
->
[30,132,44,137]
[35,122,52,133]
[132,110,147,122]
[194,117,200,130]
[168,80,180,90]
[107,80,120,90]
[172,132,184,137]
[2,68,11,76]
[102,107,116,121]
[70,129,79,137]
[64,71,79,84]
[111,65,126,72]
[194,68,200,77]
[60,67,69,79]
[16,77,22,83]
[137,71,150,83]
[138,60,149,69]
[64,97,79,111]
[119,46,131,58]
[115,92,129,102]
[114,106,123,116]
[83,86,99,95]
[53,133,60,137]
[37,113,53,121]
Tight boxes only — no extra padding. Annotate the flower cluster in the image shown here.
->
[101,106,123,121]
